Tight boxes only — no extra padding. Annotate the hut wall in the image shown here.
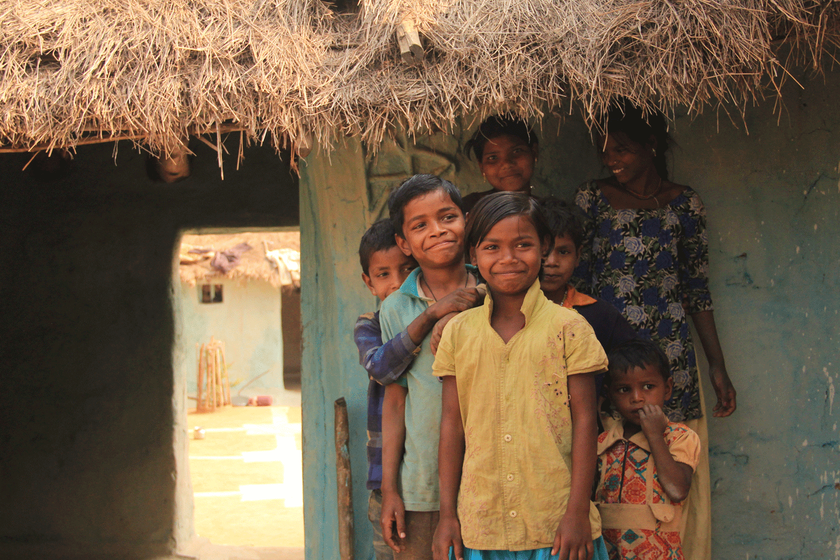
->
[300,70,839,559]
[0,140,298,559]
[176,277,285,399]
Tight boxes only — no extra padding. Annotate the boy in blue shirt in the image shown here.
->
[378,175,483,559]
[355,218,481,559]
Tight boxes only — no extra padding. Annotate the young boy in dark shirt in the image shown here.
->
[540,197,636,403]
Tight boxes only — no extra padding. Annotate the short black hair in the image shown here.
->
[466,192,553,253]
[540,196,585,249]
[388,174,464,238]
[606,339,671,385]
[358,219,399,275]
[465,114,538,161]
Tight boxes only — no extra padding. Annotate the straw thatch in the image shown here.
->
[179,232,301,290]
[2,1,838,159]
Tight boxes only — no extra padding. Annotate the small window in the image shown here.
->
[200,284,223,303]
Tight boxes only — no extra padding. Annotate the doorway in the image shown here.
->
[176,231,304,554]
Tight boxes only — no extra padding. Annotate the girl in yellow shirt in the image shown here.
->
[433,192,609,560]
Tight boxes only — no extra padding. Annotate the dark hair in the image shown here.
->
[601,100,671,180]
[388,174,464,238]
[539,196,585,249]
[359,219,399,275]
[605,339,671,385]
[466,192,553,253]
[465,114,538,161]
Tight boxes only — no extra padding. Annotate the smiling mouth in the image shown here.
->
[611,168,625,175]
[427,240,454,250]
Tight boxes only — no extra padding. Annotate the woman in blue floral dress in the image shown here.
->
[573,102,736,560]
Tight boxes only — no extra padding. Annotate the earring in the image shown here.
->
[652,148,657,157]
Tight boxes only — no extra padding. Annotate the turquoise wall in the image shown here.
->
[176,278,285,399]
[300,68,840,559]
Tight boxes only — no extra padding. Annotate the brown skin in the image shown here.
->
[381,383,408,552]
[432,376,465,560]
[541,233,581,304]
[433,216,598,560]
[553,372,598,560]
[381,188,483,550]
[608,364,693,502]
[598,132,737,417]
[478,134,538,194]
[362,246,417,302]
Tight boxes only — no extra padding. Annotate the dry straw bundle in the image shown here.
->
[1,0,838,160]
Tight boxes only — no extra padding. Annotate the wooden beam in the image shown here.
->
[396,19,423,65]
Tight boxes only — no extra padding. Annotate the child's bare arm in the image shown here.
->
[381,383,408,552]
[553,372,598,560]
[638,404,694,502]
[433,376,465,560]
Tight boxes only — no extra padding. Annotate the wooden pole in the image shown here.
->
[196,343,204,411]
[334,397,355,560]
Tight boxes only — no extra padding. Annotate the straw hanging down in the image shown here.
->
[0,0,838,159]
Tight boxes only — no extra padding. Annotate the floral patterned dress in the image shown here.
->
[574,181,713,421]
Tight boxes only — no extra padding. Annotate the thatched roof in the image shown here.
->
[2,1,838,159]
[179,232,300,290]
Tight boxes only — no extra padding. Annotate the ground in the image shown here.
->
[186,404,304,560]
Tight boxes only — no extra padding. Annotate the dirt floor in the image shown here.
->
[187,405,304,558]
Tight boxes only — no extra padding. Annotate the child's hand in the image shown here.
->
[380,490,406,552]
[638,404,669,440]
[552,511,593,560]
[433,514,463,560]
[430,312,458,355]
[429,286,484,319]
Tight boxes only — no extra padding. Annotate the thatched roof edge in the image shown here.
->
[1,0,838,159]
[179,232,300,290]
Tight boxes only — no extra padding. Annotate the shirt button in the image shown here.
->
[509,510,517,518]
[507,474,514,481]
[504,434,512,442]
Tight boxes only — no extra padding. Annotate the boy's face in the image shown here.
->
[541,233,580,298]
[608,363,673,426]
[395,189,466,269]
[362,246,417,301]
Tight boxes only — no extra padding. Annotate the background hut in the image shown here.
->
[2,2,840,560]
[178,232,302,400]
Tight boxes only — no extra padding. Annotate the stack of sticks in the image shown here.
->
[196,337,231,411]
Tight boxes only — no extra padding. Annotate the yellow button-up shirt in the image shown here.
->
[433,280,608,550]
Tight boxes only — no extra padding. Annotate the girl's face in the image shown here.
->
[470,215,546,297]
[598,133,655,185]
[478,134,537,193]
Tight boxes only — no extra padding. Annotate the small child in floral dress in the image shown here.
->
[595,340,700,560]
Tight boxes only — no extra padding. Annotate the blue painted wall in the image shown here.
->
[300,68,840,559]
[176,278,285,399]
